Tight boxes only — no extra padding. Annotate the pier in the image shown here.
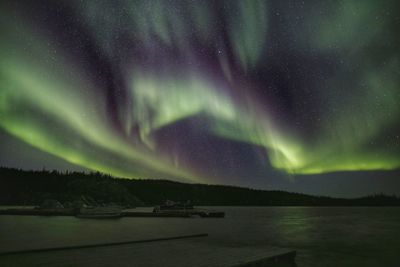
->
[0,234,296,266]
[0,208,225,218]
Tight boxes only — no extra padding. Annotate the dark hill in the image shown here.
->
[1,167,399,206]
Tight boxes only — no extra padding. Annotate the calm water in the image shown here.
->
[0,207,399,266]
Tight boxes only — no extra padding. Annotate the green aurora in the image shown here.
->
[0,0,399,184]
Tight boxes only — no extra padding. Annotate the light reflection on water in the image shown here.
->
[0,207,399,267]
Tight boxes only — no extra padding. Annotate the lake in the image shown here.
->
[0,207,399,266]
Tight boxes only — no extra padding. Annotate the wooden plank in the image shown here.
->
[0,239,296,267]
[0,233,208,256]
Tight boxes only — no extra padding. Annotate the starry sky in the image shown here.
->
[0,0,399,197]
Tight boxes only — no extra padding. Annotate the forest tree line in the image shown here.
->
[1,167,399,207]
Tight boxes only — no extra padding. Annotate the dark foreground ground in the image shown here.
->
[0,206,399,267]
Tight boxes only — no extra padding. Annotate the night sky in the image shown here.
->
[0,0,399,197]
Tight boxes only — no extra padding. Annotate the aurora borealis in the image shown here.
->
[0,0,399,196]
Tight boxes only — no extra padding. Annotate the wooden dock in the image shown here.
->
[0,208,224,218]
[0,208,75,216]
[122,211,192,218]
[0,234,296,266]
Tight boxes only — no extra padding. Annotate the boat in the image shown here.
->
[153,200,193,212]
[153,200,225,218]
[198,210,225,218]
[76,205,122,219]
